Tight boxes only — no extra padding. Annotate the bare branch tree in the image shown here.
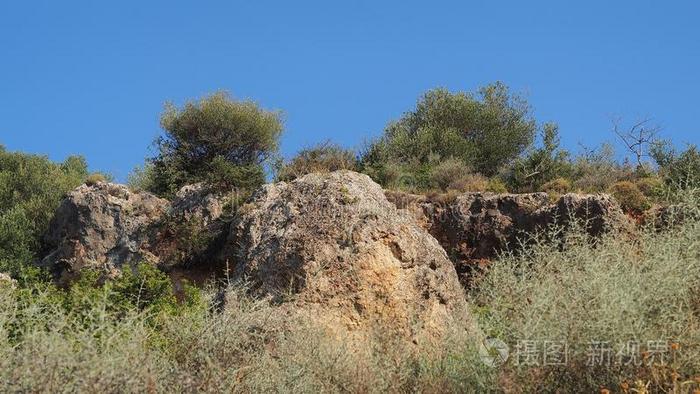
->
[611,116,661,168]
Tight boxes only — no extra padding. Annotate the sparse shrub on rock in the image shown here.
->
[486,178,509,193]
[153,183,230,270]
[609,181,650,214]
[84,173,109,186]
[277,141,357,181]
[541,177,572,194]
[635,176,664,198]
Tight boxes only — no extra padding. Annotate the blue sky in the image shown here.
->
[1,1,698,180]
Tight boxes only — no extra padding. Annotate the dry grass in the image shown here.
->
[470,191,700,392]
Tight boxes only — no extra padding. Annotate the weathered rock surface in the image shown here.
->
[152,183,229,269]
[40,182,231,282]
[40,183,169,280]
[387,190,631,283]
[170,183,225,226]
[224,171,473,343]
[40,174,630,298]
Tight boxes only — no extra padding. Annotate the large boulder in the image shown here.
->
[224,171,473,344]
[387,190,631,283]
[40,182,170,281]
[40,182,233,280]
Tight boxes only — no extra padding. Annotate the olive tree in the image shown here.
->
[361,82,536,189]
[148,92,283,197]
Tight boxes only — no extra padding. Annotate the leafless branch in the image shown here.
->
[611,116,661,168]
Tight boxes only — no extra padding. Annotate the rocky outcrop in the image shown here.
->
[40,174,630,295]
[387,190,631,283]
[40,182,231,282]
[152,183,229,270]
[40,183,170,281]
[170,183,225,226]
[223,171,473,344]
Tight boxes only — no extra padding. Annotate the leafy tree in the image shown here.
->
[507,123,572,192]
[362,82,537,184]
[652,143,700,189]
[0,145,88,280]
[148,92,283,197]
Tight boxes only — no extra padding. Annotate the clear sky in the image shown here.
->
[1,1,698,180]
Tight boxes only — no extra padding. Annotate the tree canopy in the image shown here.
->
[361,82,537,186]
[148,92,283,197]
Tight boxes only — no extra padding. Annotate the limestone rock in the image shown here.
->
[170,183,225,226]
[224,171,472,343]
[40,182,169,280]
[387,190,631,283]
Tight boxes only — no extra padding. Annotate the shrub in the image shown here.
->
[469,200,700,392]
[486,178,509,193]
[127,163,157,192]
[541,177,572,194]
[148,92,283,197]
[62,263,182,318]
[570,143,632,193]
[361,82,537,184]
[1,281,493,393]
[426,157,473,191]
[663,145,700,189]
[85,172,108,186]
[609,181,650,213]
[277,141,357,181]
[447,173,490,193]
[635,176,664,198]
[508,123,572,192]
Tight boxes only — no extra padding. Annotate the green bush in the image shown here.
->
[660,145,700,189]
[277,141,357,181]
[609,181,650,214]
[362,82,537,185]
[570,143,632,193]
[541,177,572,194]
[62,263,182,318]
[0,146,88,281]
[426,157,473,191]
[85,172,109,186]
[148,92,283,197]
[635,176,664,198]
[507,123,572,192]
[486,178,509,193]
[126,163,158,192]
